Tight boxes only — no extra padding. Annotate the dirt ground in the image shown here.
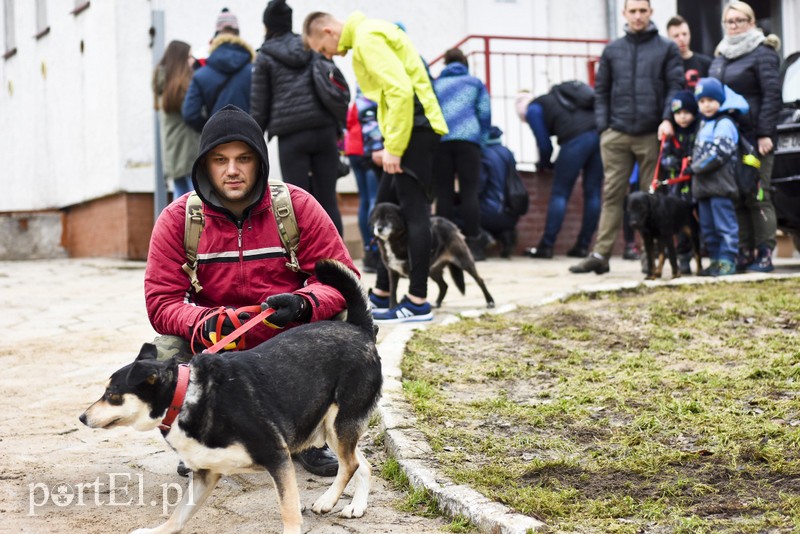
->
[0,260,449,534]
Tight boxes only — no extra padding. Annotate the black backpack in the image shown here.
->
[310,53,350,124]
[718,115,761,196]
[504,165,530,217]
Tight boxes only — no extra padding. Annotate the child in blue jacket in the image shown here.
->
[690,77,749,277]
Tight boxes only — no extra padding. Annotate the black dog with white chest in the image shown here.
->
[627,191,701,279]
[370,202,495,309]
[80,259,382,534]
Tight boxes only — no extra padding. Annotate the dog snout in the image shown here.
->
[79,412,87,426]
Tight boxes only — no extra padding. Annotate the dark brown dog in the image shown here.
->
[370,202,495,308]
[627,191,701,279]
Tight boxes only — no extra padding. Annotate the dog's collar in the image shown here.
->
[158,364,190,434]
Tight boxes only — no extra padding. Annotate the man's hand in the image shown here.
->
[757,137,773,156]
[202,307,251,350]
[371,149,384,168]
[382,152,402,175]
[262,294,310,329]
[657,120,674,141]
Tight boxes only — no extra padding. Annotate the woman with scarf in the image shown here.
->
[709,1,781,272]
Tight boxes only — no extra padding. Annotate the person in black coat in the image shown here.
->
[709,1,782,273]
[250,0,343,235]
[570,0,683,275]
[666,14,712,89]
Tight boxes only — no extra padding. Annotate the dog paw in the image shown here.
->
[311,497,335,515]
[339,503,366,518]
[130,528,157,534]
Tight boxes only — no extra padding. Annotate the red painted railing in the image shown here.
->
[429,35,607,169]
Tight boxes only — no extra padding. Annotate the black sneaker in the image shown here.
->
[524,246,553,259]
[569,253,609,274]
[177,460,191,477]
[623,243,641,260]
[498,230,517,258]
[295,445,339,477]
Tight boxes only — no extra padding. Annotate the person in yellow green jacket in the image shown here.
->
[304,11,449,324]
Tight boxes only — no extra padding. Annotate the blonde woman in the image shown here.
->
[152,40,200,197]
[709,1,781,272]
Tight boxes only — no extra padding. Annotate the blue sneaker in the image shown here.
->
[746,247,775,273]
[373,296,433,323]
[368,289,390,312]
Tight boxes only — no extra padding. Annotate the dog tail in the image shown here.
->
[314,259,375,340]
[447,265,467,295]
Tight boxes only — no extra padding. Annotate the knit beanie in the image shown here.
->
[694,78,725,104]
[263,0,293,33]
[670,90,699,116]
[215,8,239,36]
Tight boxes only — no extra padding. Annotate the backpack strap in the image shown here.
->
[182,192,205,293]
[181,183,302,295]
[268,180,302,273]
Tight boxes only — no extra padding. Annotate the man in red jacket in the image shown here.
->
[144,104,356,477]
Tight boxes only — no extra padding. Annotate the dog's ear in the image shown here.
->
[126,360,159,387]
[136,343,158,361]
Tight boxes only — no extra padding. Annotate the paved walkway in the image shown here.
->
[1,254,798,533]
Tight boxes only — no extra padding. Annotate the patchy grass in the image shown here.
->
[401,279,800,533]
[381,456,478,532]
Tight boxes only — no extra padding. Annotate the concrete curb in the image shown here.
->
[374,267,800,533]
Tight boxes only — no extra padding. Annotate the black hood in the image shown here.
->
[552,80,595,111]
[191,105,270,218]
[259,32,311,69]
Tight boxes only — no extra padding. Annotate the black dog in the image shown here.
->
[80,259,382,534]
[627,191,701,279]
[370,202,495,309]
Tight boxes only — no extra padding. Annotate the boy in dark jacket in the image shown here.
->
[659,90,699,273]
[689,78,749,277]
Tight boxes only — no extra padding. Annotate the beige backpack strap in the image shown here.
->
[181,192,205,293]
[268,180,301,273]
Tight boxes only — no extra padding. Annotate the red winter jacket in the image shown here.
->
[144,184,358,350]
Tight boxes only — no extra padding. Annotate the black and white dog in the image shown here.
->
[627,191,701,279]
[80,259,382,534]
[369,202,495,309]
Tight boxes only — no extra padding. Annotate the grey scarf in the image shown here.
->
[716,28,765,59]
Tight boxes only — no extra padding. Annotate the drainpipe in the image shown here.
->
[150,4,167,220]
[606,0,618,40]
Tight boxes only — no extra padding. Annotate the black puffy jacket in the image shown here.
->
[708,43,781,141]
[250,32,336,138]
[595,23,684,135]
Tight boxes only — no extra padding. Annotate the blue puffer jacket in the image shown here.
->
[479,128,518,216]
[433,63,491,145]
[691,86,750,200]
[182,35,255,132]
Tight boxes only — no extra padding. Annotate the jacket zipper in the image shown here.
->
[632,38,638,123]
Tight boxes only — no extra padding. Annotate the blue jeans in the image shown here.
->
[349,155,379,250]
[540,130,603,249]
[698,197,739,263]
[173,175,193,198]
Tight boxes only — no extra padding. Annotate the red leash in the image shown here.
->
[160,305,276,433]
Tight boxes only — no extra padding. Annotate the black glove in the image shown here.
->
[262,294,310,329]
[202,307,251,349]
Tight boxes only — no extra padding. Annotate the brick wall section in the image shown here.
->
[64,193,154,260]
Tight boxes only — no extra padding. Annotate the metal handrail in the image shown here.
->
[429,34,608,168]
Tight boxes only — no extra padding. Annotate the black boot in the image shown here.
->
[295,445,339,477]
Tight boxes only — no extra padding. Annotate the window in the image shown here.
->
[3,0,16,60]
[35,0,49,39]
